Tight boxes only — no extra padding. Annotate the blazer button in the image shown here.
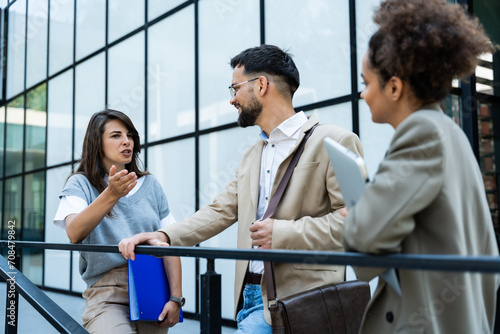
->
[386,312,394,323]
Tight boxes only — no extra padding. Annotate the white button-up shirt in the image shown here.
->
[249,111,308,274]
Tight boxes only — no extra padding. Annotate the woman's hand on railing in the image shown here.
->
[118,231,170,260]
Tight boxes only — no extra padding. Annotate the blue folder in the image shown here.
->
[128,254,183,322]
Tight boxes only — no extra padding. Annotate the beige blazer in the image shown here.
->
[160,115,363,324]
[344,104,500,333]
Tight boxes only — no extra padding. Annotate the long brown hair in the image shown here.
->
[74,109,149,194]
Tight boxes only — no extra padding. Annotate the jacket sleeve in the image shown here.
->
[343,116,445,279]
[271,131,363,252]
[159,171,239,247]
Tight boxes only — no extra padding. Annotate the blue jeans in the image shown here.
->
[235,284,272,334]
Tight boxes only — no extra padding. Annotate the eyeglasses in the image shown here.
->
[228,77,259,98]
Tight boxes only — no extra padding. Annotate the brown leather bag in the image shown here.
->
[262,124,371,333]
[267,276,370,334]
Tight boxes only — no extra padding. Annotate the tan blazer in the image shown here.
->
[344,104,500,333]
[160,115,363,324]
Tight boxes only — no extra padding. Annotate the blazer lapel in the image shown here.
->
[248,140,264,219]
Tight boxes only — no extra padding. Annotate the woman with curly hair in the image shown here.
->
[341,0,499,332]
[54,109,182,333]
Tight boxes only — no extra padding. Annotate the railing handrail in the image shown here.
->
[2,240,500,274]
[0,255,88,333]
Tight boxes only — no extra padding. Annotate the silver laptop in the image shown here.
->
[323,137,368,208]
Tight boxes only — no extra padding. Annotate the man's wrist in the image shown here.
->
[155,231,170,244]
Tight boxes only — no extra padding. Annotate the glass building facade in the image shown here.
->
[0,0,498,323]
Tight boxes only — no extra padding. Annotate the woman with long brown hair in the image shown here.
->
[341,0,499,333]
[54,109,182,333]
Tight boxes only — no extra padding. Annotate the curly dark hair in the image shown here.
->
[230,44,300,99]
[368,0,494,104]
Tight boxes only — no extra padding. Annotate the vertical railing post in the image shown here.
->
[200,258,221,334]
[5,255,20,334]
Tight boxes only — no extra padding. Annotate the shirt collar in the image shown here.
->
[259,111,308,141]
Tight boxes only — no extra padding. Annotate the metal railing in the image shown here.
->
[1,240,500,333]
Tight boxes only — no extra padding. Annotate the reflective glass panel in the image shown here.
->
[72,251,86,293]
[148,0,185,21]
[358,100,394,179]
[75,0,105,60]
[25,83,47,172]
[49,0,74,76]
[7,0,26,99]
[74,53,105,160]
[356,0,381,92]
[22,171,45,285]
[266,0,351,106]
[148,6,194,140]
[45,165,72,289]
[2,177,22,245]
[5,96,24,176]
[198,126,257,318]
[108,32,145,140]
[474,0,499,97]
[0,107,4,177]
[305,103,353,133]
[148,139,195,312]
[47,69,73,166]
[108,0,144,43]
[198,0,259,130]
[26,0,48,89]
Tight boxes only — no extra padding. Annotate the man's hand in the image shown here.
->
[156,301,181,328]
[339,207,349,218]
[118,231,169,260]
[249,218,274,249]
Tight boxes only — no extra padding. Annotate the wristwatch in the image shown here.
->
[170,296,186,307]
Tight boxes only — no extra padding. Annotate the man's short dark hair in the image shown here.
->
[230,44,300,98]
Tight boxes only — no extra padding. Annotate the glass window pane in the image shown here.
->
[25,83,47,172]
[108,32,145,140]
[72,251,86,293]
[148,139,195,221]
[74,53,105,160]
[356,0,381,92]
[47,69,73,166]
[305,103,353,133]
[49,0,74,76]
[2,176,22,242]
[198,127,258,207]
[5,96,24,176]
[148,139,195,312]
[45,165,72,289]
[198,126,257,318]
[75,0,105,60]
[266,0,351,106]
[148,0,185,21]
[359,100,394,179]
[474,1,499,97]
[108,0,144,43]
[26,0,48,89]
[0,107,5,177]
[22,171,45,285]
[148,6,194,141]
[0,10,5,98]
[7,0,26,99]
[198,0,259,130]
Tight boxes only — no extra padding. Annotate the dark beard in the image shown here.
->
[237,94,263,128]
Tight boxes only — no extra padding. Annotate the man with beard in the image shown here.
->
[119,44,363,333]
